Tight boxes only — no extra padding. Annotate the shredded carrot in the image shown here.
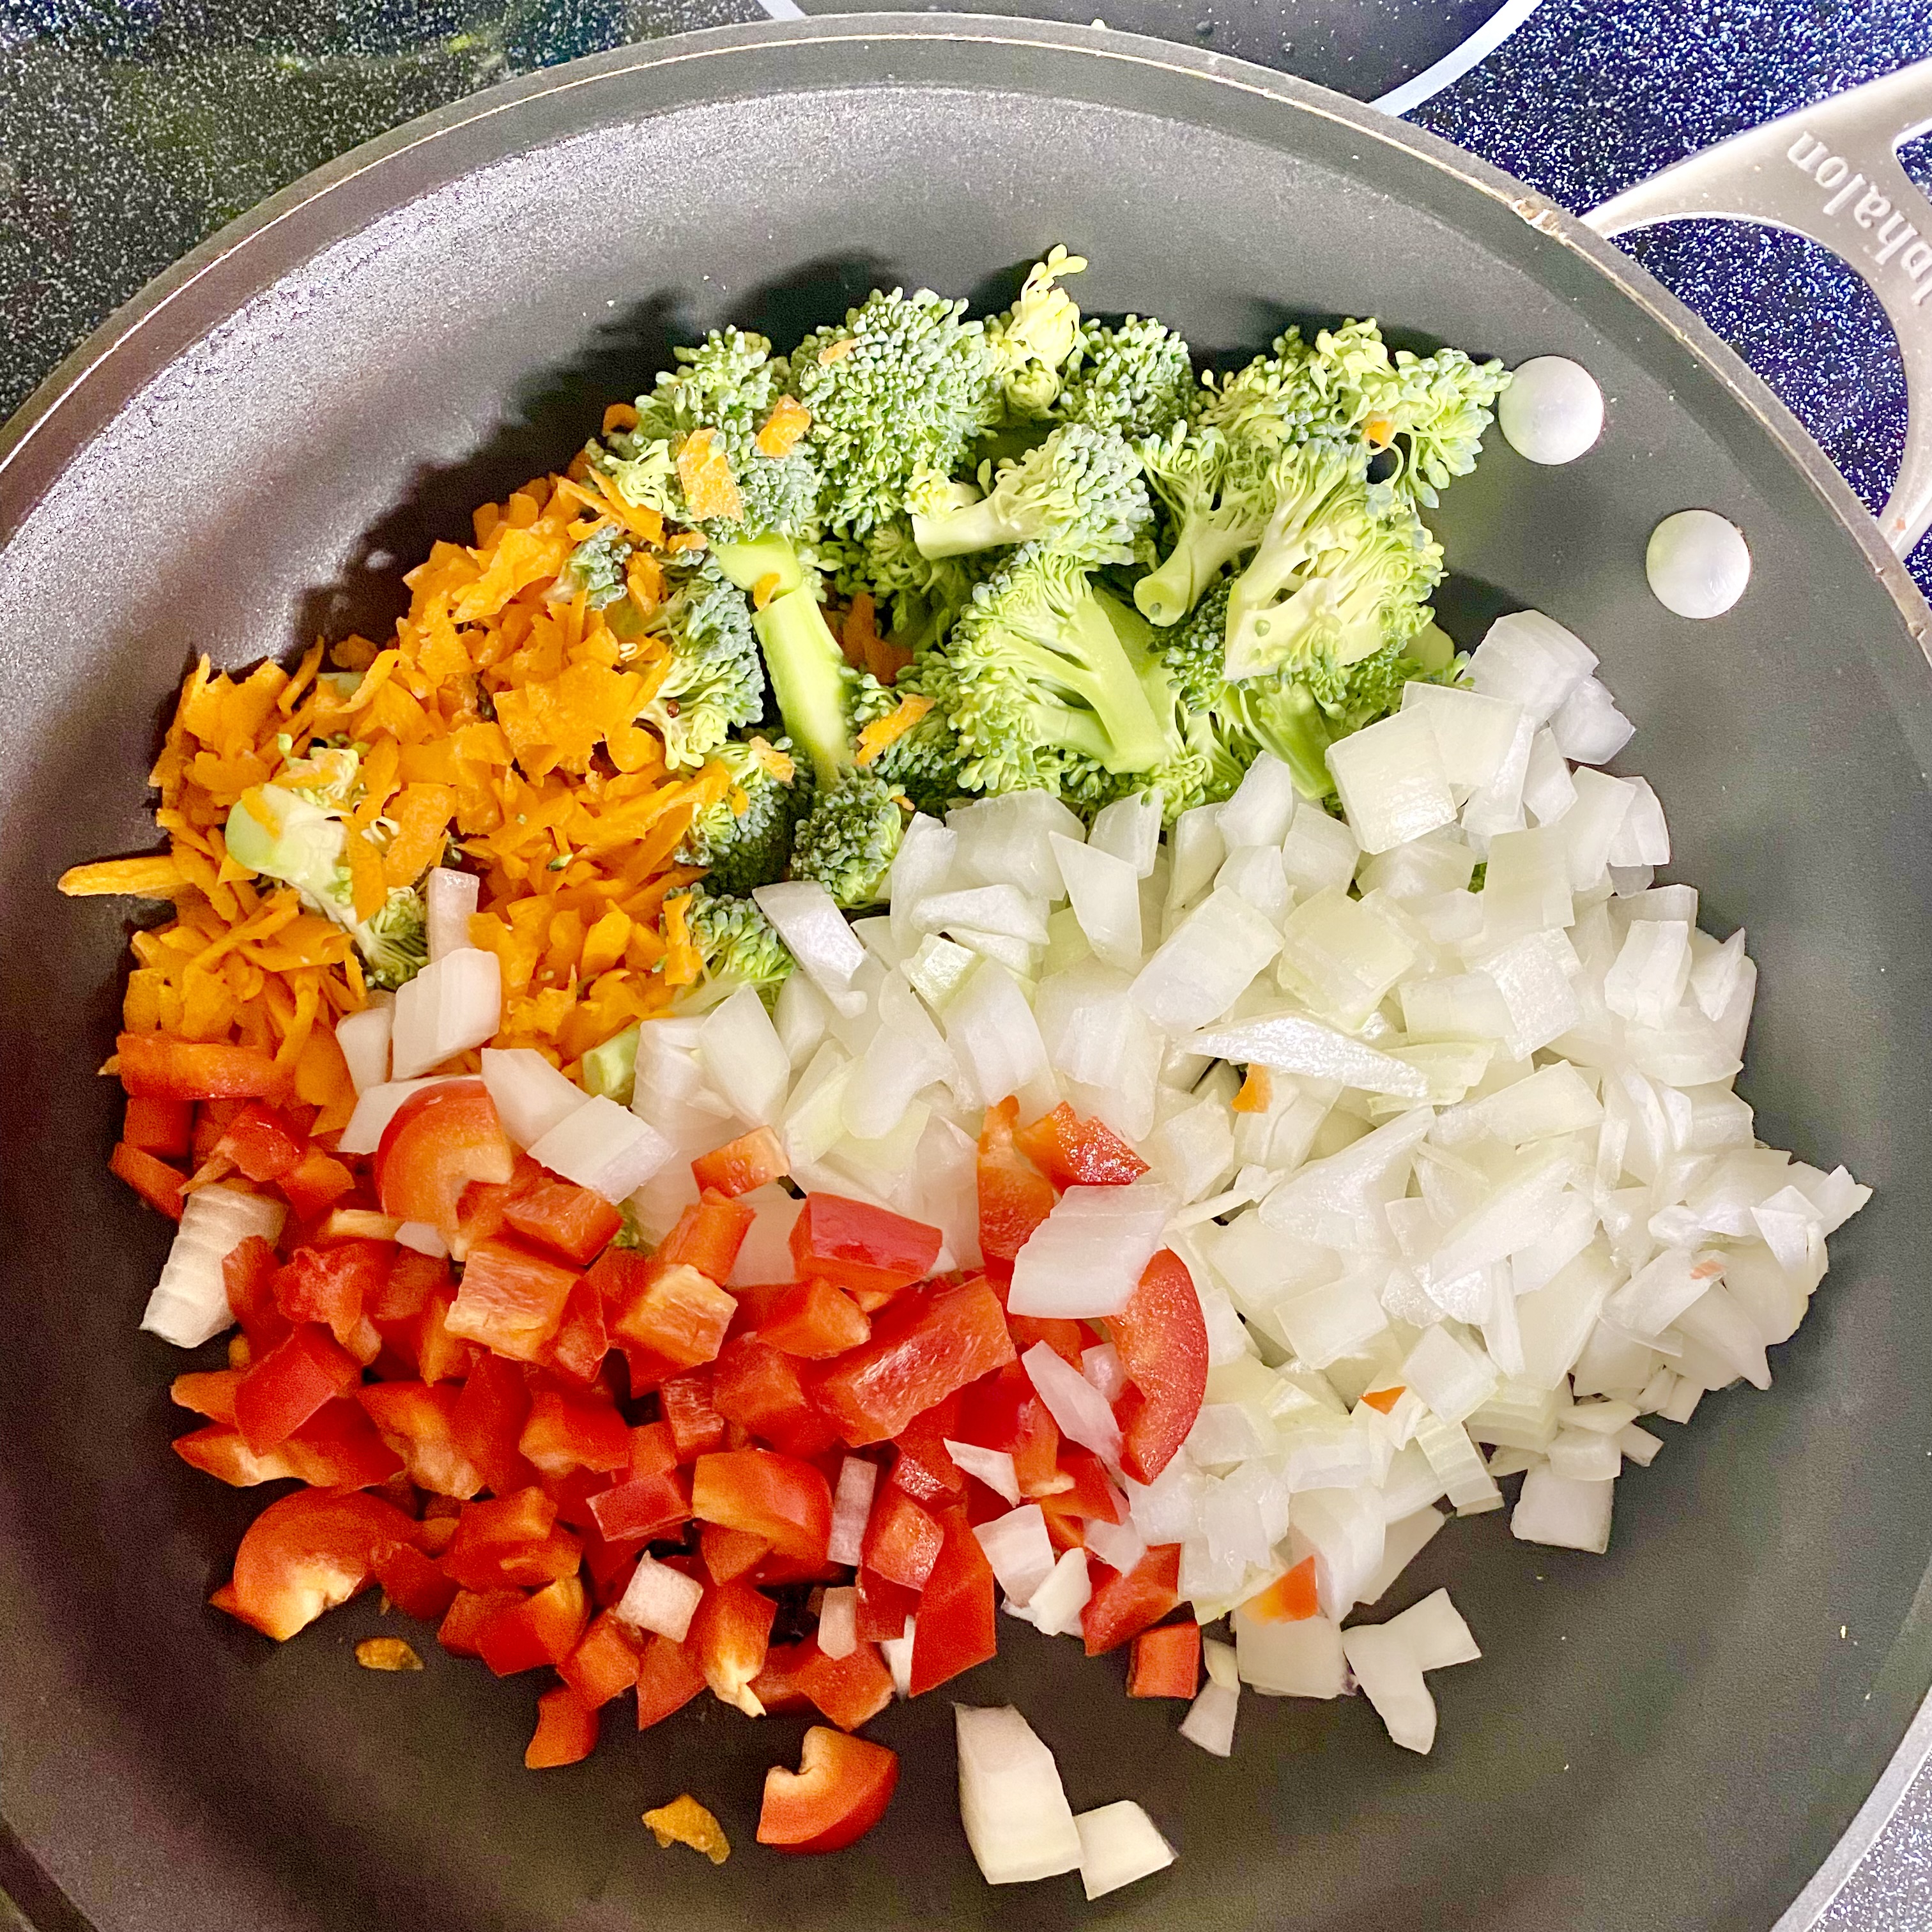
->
[751,572,781,611]
[1231,1066,1272,1113]
[1360,1385,1405,1415]
[1363,413,1395,450]
[855,693,934,768]
[643,1795,730,1864]
[1243,1556,1319,1623]
[841,591,880,671]
[58,855,185,899]
[356,1637,425,1671]
[755,394,811,457]
[602,401,640,435]
[674,428,743,523]
[816,338,857,364]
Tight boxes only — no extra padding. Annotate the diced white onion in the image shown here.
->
[527,1094,673,1203]
[1022,1341,1124,1464]
[1511,1466,1615,1553]
[390,946,502,1080]
[1088,795,1162,877]
[480,1046,588,1150]
[424,866,479,962]
[614,1552,704,1642]
[697,985,792,1128]
[1008,1182,1176,1319]
[1178,1680,1239,1757]
[1075,1802,1176,1901]
[882,1621,916,1699]
[954,1705,1083,1884]
[1342,1622,1438,1754]
[1384,1588,1482,1670]
[1050,832,1143,971]
[1027,1548,1092,1637]
[1233,1608,1349,1697]
[395,1220,448,1258]
[817,1586,859,1660]
[1326,709,1457,854]
[753,881,868,1018]
[947,1441,1022,1506]
[141,1185,287,1348]
[334,999,393,1095]
[827,1455,878,1566]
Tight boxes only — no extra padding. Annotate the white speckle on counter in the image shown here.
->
[1499,356,1604,464]
[1646,509,1751,618]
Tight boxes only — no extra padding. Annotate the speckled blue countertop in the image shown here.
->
[1,2,1928,1926]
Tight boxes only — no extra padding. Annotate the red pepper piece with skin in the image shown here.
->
[1080,1543,1183,1656]
[691,1448,832,1563]
[908,1512,997,1696]
[447,1238,581,1364]
[860,1487,944,1591]
[758,1726,900,1854]
[218,1489,418,1641]
[279,1146,356,1222]
[517,1387,631,1477]
[759,1277,871,1359]
[171,1368,242,1424]
[817,1276,1017,1447]
[502,1174,624,1266]
[372,1541,460,1623]
[691,1125,789,1199]
[688,1577,777,1714]
[280,1400,404,1490]
[116,1032,286,1102]
[699,1522,771,1584]
[789,1193,942,1298]
[275,1239,389,1361]
[172,1424,298,1488]
[541,1275,610,1384]
[559,1610,640,1707]
[1108,1248,1209,1484]
[410,1289,473,1386]
[477,1574,589,1676]
[123,1093,192,1156]
[749,1639,816,1715]
[438,1586,521,1657]
[369,1249,446,1324]
[659,1368,727,1462]
[608,1255,737,1373]
[887,1392,965,1506]
[222,1235,288,1352]
[976,1096,1055,1265]
[450,1351,538,1497]
[1051,1446,1121,1522]
[376,1079,516,1238]
[542,1467,615,1535]
[854,1567,918,1642]
[634,1633,708,1729]
[234,1323,362,1453]
[211,1102,307,1183]
[111,1142,185,1219]
[1013,1101,1150,1189]
[958,1361,1062,1498]
[1128,1619,1201,1698]
[795,1638,895,1732]
[440,1488,582,1592]
[586,1422,691,1545]
[711,1337,838,1459]
[656,1192,756,1281]
[525,1684,599,1768]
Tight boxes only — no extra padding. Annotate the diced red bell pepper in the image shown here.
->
[447,1238,581,1363]
[438,1586,523,1657]
[211,1102,307,1184]
[887,1392,965,1506]
[1003,1311,1087,1370]
[454,1153,542,1249]
[218,1489,417,1641]
[816,1276,1018,1447]
[586,1433,693,1545]
[976,1096,1055,1264]
[1109,1248,1209,1485]
[173,1423,298,1487]
[280,1399,404,1489]
[525,1683,599,1769]
[700,1522,771,1584]
[1013,1101,1150,1188]
[374,1540,461,1623]
[234,1322,362,1453]
[1053,1446,1122,1523]
[789,1193,942,1298]
[749,1639,816,1714]
[659,1368,726,1462]
[518,1388,631,1477]
[634,1633,708,1729]
[1128,1620,1200,1699]
[279,1146,356,1222]
[758,1726,900,1855]
[123,1093,192,1157]
[958,1361,1061,1498]
[559,1609,641,1707]
[608,1255,737,1372]
[860,1487,944,1592]
[908,1513,997,1696]
[376,1078,516,1238]
[369,1249,447,1324]
[275,1239,388,1361]
[710,1337,838,1458]
[542,1275,610,1384]
[691,1125,790,1199]
[1080,1543,1183,1656]
[171,1368,243,1424]
[687,1577,776,1715]
[691,1448,832,1563]
[222,1235,288,1352]
[855,1567,919,1643]
[111,1142,185,1220]
[411,1289,474,1385]
[751,1549,845,1589]
[795,1639,896,1733]
[759,1277,871,1359]
[441,1488,582,1591]
[1243,1555,1319,1623]
[477,1574,589,1676]
[656,1191,756,1283]
[117,1032,286,1102]
[357,1381,483,1498]
[502,1174,624,1266]
[449,1350,538,1496]
[542,1466,615,1535]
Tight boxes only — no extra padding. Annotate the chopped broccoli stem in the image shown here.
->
[580,1024,640,1105]
[751,584,855,791]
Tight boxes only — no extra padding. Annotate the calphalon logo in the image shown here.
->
[1788,132,1932,300]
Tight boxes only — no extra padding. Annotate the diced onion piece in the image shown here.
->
[1027,1548,1092,1637]
[1466,609,1598,725]
[141,1184,287,1348]
[881,1620,916,1699]
[697,985,792,1128]
[1082,1342,1127,1402]
[1009,1182,1176,1319]
[1606,776,1671,866]
[480,1046,588,1151]
[1550,676,1635,763]
[954,1705,1083,1884]
[1021,1341,1124,1464]
[1050,832,1142,972]
[817,1586,859,1660]
[1088,794,1162,878]
[424,866,479,962]
[949,1441,1022,1507]
[527,1094,673,1203]
[1399,1326,1500,1425]
[1357,1508,1447,1607]
[827,1455,878,1566]
[844,972,957,1142]
[913,884,1050,947]
[1384,1588,1481,1670]
[1511,1466,1614,1553]
[753,881,868,1018]
[1326,709,1457,855]
[1232,1609,1348,1697]
[1216,753,1300,848]
[1183,1009,1428,1100]
[334,1000,392,1095]
[943,960,1054,1115]
[395,1221,448,1259]
[1132,889,1282,1031]
[973,1503,1056,1606]
[390,947,502,1079]
[1399,683,1525,796]
[1075,1802,1176,1901]
[336,1077,454,1156]
[1083,1510,1146,1578]
[889,813,959,958]
[1202,1636,1238,1691]
[614,1552,705,1642]
[1178,1679,1239,1758]
[949,792,1084,901]
[1341,1622,1438,1754]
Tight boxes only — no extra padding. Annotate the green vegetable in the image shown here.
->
[637,556,766,770]
[580,1024,640,1107]
[1053,314,1199,443]
[910,424,1151,567]
[684,888,795,1006]
[564,524,632,609]
[982,246,1088,420]
[678,737,804,896]
[788,767,906,909]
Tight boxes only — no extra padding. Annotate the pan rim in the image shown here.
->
[0,17,1927,1930]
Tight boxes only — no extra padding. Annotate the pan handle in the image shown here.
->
[1584,60,1932,559]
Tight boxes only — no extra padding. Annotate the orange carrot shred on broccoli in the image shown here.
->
[855,694,935,769]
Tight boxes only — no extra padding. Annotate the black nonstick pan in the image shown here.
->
[3,19,1931,1932]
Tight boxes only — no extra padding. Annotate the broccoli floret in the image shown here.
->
[1147,575,1234,714]
[360,889,431,990]
[678,737,804,896]
[684,887,795,1005]
[788,767,906,909]
[1131,422,1268,627]
[910,424,1150,567]
[912,544,1183,796]
[564,525,632,609]
[1054,314,1198,442]
[1372,342,1510,510]
[638,557,767,769]
[983,247,1087,420]
[791,287,1004,535]
[824,518,982,644]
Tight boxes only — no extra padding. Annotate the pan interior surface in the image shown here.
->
[1,26,1929,1932]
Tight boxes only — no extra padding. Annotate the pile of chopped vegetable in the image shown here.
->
[63,254,1869,1896]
